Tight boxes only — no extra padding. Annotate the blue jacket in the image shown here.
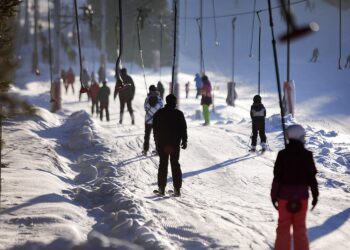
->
[194,74,202,90]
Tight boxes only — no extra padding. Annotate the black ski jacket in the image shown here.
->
[250,103,266,123]
[153,104,187,148]
[271,139,319,201]
[114,74,135,102]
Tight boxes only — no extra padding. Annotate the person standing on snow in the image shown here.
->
[271,124,319,250]
[157,81,165,99]
[250,95,267,152]
[98,80,110,122]
[200,75,212,126]
[142,85,163,155]
[114,68,135,125]
[79,68,91,101]
[89,76,100,116]
[65,67,75,94]
[98,64,106,83]
[153,94,187,196]
[185,81,190,99]
[194,73,202,99]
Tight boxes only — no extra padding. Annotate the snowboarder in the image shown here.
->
[194,73,202,99]
[200,75,212,126]
[185,82,190,99]
[271,124,319,250]
[344,54,350,68]
[65,67,75,94]
[142,85,163,155]
[98,64,106,83]
[98,80,110,122]
[226,81,238,106]
[79,68,90,101]
[250,95,267,152]
[89,76,100,116]
[153,94,187,196]
[114,68,135,125]
[157,81,165,99]
[309,48,319,63]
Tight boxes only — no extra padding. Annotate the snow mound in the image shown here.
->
[63,111,94,150]
[8,231,143,250]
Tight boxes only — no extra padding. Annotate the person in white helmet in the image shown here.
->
[271,124,319,250]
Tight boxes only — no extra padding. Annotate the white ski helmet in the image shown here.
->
[286,124,306,142]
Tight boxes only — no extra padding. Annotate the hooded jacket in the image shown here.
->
[271,139,319,201]
[144,91,163,125]
[153,104,187,148]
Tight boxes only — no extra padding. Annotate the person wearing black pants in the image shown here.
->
[142,85,163,155]
[153,94,187,196]
[250,95,267,152]
[98,80,110,122]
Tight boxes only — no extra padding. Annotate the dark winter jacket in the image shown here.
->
[114,74,135,102]
[98,85,110,104]
[157,82,165,99]
[250,103,266,123]
[200,80,212,105]
[153,104,187,148]
[270,139,319,201]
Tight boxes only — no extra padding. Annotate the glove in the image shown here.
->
[181,141,187,150]
[311,198,318,211]
[272,199,278,210]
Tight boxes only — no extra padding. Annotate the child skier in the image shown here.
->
[250,95,267,152]
[271,124,319,250]
[142,85,163,155]
[200,75,212,126]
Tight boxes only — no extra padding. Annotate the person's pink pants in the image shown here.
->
[275,199,309,250]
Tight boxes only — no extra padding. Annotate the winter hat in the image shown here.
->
[253,95,261,103]
[149,85,157,92]
[286,124,306,142]
[166,94,177,107]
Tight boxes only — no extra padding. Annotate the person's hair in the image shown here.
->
[166,94,177,106]
[149,85,157,92]
[253,95,262,103]
[121,68,127,74]
[202,75,208,82]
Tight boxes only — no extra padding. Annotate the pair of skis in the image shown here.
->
[153,189,181,197]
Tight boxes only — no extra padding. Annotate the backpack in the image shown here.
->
[148,95,158,107]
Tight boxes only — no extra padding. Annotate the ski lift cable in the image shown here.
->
[212,0,219,46]
[287,0,291,81]
[73,0,85,89]
[184,0,187,46]
[249,0,257,57]
[257,11,262,95]
[267,0,287,147]
[115,0,124,84]
[171,0,178,94]
[159,15,163,82]
[338,0,342,70]
[196,18,206,74]
[136,12,148,94]
[47,1,54,101]
[180,0,307,20]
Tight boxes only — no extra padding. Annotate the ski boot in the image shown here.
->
[261,143,267,153]
[249,146,256,152]
[153,187,165,196]
[173,188,181,197]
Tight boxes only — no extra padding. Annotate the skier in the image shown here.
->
[65,67,75,94]
[61,69,67,93]
[157,81,165,99]
[98,80,110,122]
[114,68,135,125]
[200,75,212,126]
[226,81,238,106]
[344,54,350,68]
[98,64,106,83]
[79,68,90,101]
[142,85,163,155]
[271,124,319,250]
[194,73,202,99]
[250,95,267,152]
[89,75,100,116]
[153,94,187,196]
[309,48,319,63]
[185,82,190,99]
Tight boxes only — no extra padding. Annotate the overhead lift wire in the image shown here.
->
[171,0,178,94]
[136,9,148,93]
[212,0,219,46]
[338,0,342,70]
[74,0,86,89]
[180,0,306,20]
[249,0,257,57]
